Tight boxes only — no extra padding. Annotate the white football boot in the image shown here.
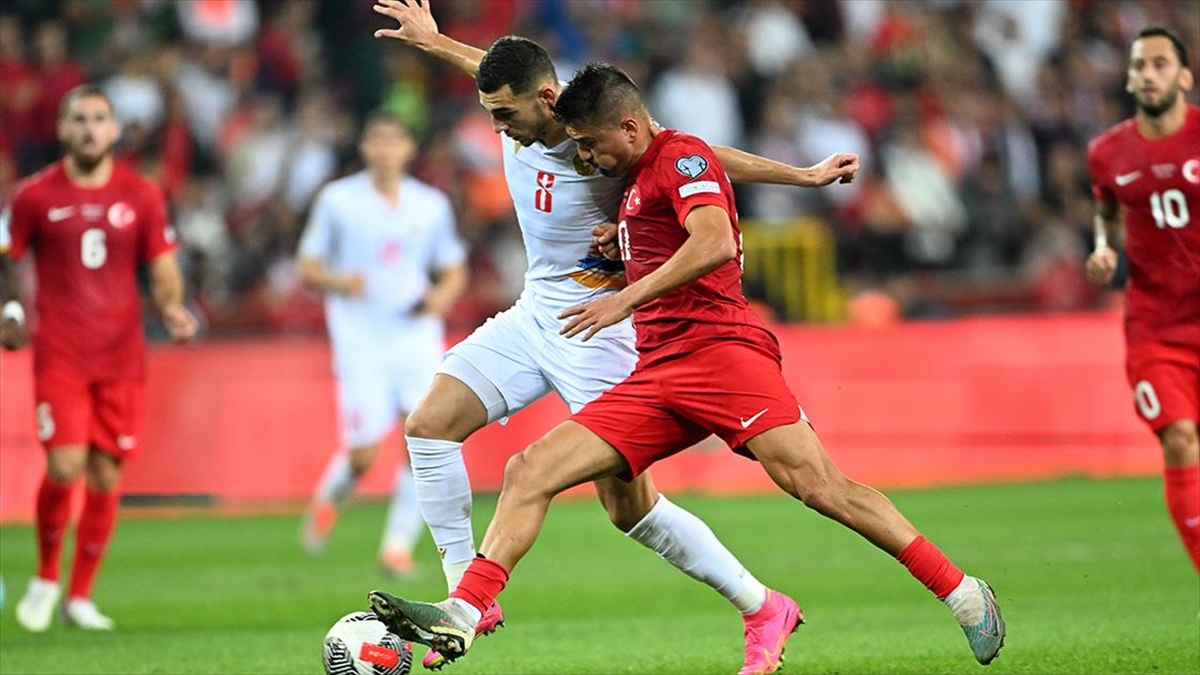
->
[16,577,61,632]
[62,597,115,630]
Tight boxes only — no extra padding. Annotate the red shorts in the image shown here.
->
[33,369,146,459]
[572,341,803,480]
[1125,339,1200,431]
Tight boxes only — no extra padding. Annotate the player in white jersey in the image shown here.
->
[372,4,858,672]
[297,110,468,576]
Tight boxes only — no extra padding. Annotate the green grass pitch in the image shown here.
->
[1,476,1197,674]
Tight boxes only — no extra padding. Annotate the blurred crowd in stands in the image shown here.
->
[1,0,1197,333]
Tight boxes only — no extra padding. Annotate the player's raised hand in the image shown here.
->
[373,0,439,47]
[591,223,621,261]
[810,153,860,186]
[1085,247,1119,287]
[559,294,632,342]
[162,304,198,343]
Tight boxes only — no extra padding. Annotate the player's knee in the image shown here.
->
[348,445,380,475]
[1160,422,1200,465]
[45,462,83,485]
[85,467,120,492]
[501,451,536,495]
[786,469,850,517]
[84,451,121,491]
[502,446,558,500]
[403,406,440,439]
[45,450,86,484]
[404,404,456,441]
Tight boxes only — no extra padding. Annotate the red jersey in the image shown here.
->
[619,129,779,364]
[1087,104,1200,347]
[2,160,176,379]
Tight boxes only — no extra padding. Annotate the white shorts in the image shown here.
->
[440,296,638,424]
[333,323,443,449]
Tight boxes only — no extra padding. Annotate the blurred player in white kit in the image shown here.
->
[297,110,468,576]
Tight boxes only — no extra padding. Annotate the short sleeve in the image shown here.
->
[298,186,336,261]
[1086,137,1112,203]
[661,138,729,227]
[2,182,37,260]
[139,180,177,263]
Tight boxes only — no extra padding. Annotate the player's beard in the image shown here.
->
[1136,82,1181,118]
[69,137,115,173]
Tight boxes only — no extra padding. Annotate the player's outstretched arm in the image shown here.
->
[149,252,198,343]
[373,0,485,77]
[0,252,27,350]
[1085,196,1122,287]
[713,146,859,187]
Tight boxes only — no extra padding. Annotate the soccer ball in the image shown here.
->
[323,611,413,675]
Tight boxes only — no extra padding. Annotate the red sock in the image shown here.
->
[68,488,119,600]
[450,557,509,614]
[1164,464,1200,572]
[897,535,966,599]
[35,477,75,582]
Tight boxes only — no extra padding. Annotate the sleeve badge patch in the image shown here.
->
[674,155,709,180]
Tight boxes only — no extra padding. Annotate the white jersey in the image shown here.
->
[299,172,466,363]
[502,136,627,326]
[440,135,642,422]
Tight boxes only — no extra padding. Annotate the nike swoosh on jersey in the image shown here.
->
[1115,171,1142,186]
[48,206,76,222]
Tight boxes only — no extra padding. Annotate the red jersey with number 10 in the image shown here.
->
[2,161,176,379]
[1086,104,1200,347]
[618,129,780,365]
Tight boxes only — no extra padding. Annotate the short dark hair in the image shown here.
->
[1136,26,1190,68]
[362,108,410,137]
[58,84,113,120]
[552,62,645,128]
[476,36,558,95]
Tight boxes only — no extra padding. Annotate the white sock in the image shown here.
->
[405,436,476,593]
[943,575,984,625]
[443,597,483,627]
[626,494,768,614]
[381,463,425,555]
[443,560,471,591]
[314,452,357,505]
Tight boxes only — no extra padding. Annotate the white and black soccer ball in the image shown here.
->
[323,611,413,675]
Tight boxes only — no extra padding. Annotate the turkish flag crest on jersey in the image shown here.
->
[107,202,136,229]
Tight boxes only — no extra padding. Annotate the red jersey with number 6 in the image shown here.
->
[1086,104,1200,347]
[2,160,175,379]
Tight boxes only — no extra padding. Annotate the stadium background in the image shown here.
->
[0,0,1198,518]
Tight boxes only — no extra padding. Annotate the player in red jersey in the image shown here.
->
[1085,26,1200,572]
[0,84,197,631]
[368,63,1006,672]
